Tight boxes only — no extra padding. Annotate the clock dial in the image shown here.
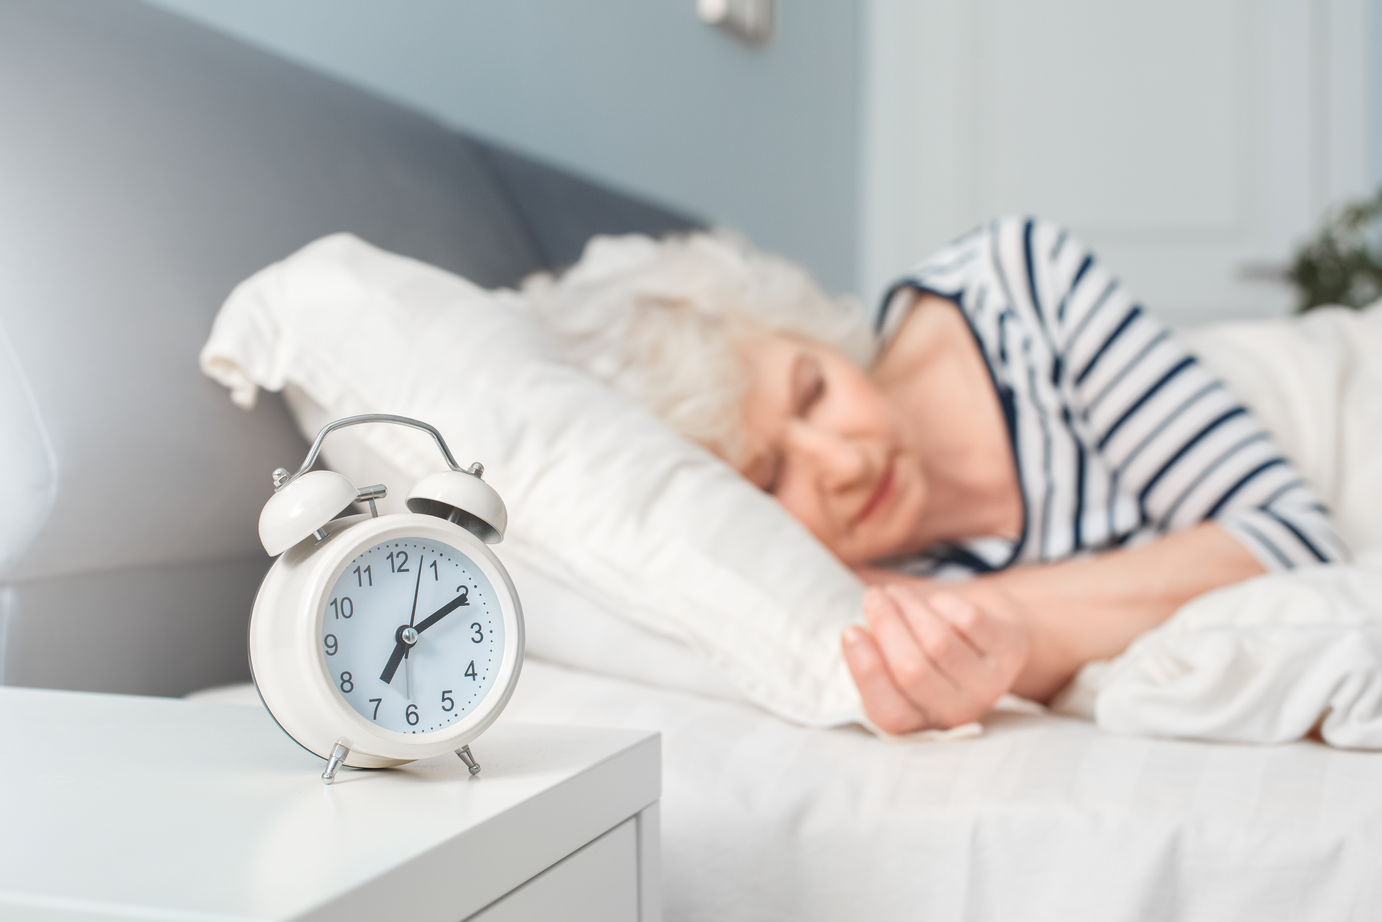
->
[321,538,505,733]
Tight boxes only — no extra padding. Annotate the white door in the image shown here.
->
[859,0,1373,327]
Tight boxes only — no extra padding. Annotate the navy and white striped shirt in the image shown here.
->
[880,217,1346,577]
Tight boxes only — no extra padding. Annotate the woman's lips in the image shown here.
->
[855,459,897,524]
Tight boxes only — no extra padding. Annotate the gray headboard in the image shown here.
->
[0,0,696,696]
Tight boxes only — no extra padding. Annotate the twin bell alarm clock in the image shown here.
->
[249,414,524,784]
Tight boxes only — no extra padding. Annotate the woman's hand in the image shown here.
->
[842,582,1029,733]
[853,565,938,589]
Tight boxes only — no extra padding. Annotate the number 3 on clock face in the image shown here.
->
[321,538,505,734]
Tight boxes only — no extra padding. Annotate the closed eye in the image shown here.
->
[740,447,784,497]
[743,449,784,494]
[793,355,826,417]
[762,455,785,494]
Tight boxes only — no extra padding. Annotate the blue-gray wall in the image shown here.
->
[137,0,863,296]
[1373,0,1382,191]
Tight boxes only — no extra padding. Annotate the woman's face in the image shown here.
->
[736,333,928,565]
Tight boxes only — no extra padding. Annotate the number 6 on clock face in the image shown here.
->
[322,538,505,734]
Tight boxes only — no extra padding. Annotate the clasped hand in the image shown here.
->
[842,575,1029,734]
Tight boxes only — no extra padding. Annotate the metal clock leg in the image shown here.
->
[456,745,481,775]
[322,741,350,784]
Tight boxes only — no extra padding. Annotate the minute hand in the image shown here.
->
[377,591,471,685]
[415,591,470,634]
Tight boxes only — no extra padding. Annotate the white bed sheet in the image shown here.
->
[195,660,1382,921]
[504,659,1382,922]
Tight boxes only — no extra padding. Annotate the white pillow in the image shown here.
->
[276,380,750,705]
[200,233,866,726]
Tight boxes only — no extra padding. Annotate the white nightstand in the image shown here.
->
[0,686,660,921]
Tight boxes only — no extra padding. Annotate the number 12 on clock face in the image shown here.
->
[321,538,505,734]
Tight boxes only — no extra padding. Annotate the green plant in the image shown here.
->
[1289,188,1382,312]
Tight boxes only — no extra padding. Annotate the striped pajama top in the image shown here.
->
[879,217,1346,577]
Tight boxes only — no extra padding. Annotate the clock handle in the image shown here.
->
[271,414,480,493]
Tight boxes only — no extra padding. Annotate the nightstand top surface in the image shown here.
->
[0,686,659,922]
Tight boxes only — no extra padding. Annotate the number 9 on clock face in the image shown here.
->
[321,538,505,734]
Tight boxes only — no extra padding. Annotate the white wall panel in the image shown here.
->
[860,0,1373,327]
[986,1,1240,232]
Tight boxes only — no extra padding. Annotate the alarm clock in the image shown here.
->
[248,413,523,784]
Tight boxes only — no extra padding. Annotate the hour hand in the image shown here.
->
[380,592,467,685]
[379,637,408,685]
[379,623,416,685]
[414,591,470,635]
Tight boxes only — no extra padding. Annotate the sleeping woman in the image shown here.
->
[525,218,1346,733]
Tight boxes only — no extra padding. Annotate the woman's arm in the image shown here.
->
[967,519,1262,699]
[846,520,1263,732]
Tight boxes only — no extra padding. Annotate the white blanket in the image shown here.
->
[1054,305,1382,748]
[1059,565,1382,747]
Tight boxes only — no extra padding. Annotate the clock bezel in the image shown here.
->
[250,511,524,768]
[311,522,515,743]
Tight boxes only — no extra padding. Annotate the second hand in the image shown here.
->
[406,554,424,701]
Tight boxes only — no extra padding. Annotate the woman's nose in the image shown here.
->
[791,424,869,490]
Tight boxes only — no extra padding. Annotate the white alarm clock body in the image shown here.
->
[248,415,523,781]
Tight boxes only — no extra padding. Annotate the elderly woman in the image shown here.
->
[526,218,1345,733]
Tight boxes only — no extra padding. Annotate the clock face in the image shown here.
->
[321,537,506,734]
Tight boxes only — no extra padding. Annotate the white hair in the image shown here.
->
[522,231,876,464]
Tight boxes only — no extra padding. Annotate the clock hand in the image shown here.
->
[380,556,430,686]
[415,590,470,634]
[379,623,417,684]
[379,590,468,685]
[409,554,425,627]
[380,629,408,684]
[405,557,422,699]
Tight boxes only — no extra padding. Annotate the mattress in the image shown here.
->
[197,659,1382,921]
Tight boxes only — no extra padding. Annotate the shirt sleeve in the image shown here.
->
[1012,217,1348,569]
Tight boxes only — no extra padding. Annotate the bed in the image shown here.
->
[9,2,1382,920]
